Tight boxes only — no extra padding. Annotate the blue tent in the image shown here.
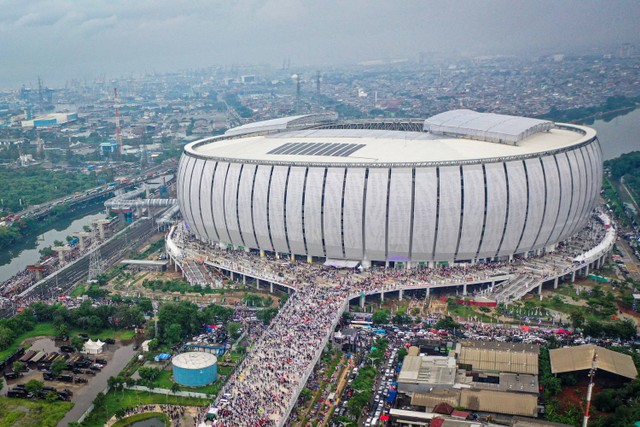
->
[154,353,171,362]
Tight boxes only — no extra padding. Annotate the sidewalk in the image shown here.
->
[125,384,210,398]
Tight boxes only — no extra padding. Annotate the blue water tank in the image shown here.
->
[172,352,217,387]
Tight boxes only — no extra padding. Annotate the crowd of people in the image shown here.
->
[200,286,346,426]
[171,213,614,426]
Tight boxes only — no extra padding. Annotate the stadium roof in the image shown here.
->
[188,121,594,167]
[549,345,638,379]
[424,109,553,145]
[224,113,338,137]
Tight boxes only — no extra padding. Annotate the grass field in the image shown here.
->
[69,285,86,298]
[447,304,495,322]
[149,365,233,396]
[80,390,209,427]
[0,397,73,427]
[0,323,58,361]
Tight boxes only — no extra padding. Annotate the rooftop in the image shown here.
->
[398,355,457,387]
[456,341,539,375]
[186,112,595,167]
[549,345,638,379]
[172,351,217,369]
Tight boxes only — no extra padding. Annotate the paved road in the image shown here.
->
[57,343,138,426]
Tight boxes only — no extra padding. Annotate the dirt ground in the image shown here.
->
[105,269,283,308]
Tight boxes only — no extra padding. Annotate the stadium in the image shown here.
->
[176,110,602,268]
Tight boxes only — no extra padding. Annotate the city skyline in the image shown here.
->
[0,0,639,89]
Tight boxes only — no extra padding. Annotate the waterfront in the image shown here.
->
[0,207,108,283]
[591,107,640,161]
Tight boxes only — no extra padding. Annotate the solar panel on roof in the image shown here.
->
[267,142,365,158]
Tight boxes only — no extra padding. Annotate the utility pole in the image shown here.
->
[582,352,598,427]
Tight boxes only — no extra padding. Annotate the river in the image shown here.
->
[590,107,640,161]
[0,205,108,283]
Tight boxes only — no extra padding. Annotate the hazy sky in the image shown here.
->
[1,0,638,88]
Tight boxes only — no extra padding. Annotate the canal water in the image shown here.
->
[590,108,640,161]
[129,417,166,427]
[0,205,108,283]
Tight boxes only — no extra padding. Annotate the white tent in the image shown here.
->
[83,339,105,354]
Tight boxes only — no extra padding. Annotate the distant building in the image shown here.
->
[21,112,77,128]
[100,141,118,155]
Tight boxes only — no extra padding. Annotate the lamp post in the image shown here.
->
[582,353,598,427]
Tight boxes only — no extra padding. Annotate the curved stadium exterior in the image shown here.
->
[177,110,602,267]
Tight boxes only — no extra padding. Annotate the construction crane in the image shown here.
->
[114,88,123,161]
[582,352,598,427]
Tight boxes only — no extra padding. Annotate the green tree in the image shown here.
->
[24,379,44,395]
[171,382,181,395]
[590,285,605,299]
[125,376,136,388]
[372,309,390,325]
[55,322,69,339]
[0,325,15,350]
[227,322,241,339]
[115,408,126,420]
[257,307,279,325]
[50,359,67,377]
[569,310,585,330]
[165,323,183,344]
[397,347,408,362]
[39,246,55,258]
[300,387,313,403]
[12,361,25,373]
[71,336,85,351]
[93,392,106,416]
[435,316,460,330]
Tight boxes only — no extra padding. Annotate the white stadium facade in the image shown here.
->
[176,110,602,268]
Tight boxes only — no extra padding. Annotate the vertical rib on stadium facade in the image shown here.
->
[177,110,602,268]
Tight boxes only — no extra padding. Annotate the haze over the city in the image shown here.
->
[1,0,639,89]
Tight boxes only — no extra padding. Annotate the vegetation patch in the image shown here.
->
[80,390,208,427]
[0,397,73,427]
